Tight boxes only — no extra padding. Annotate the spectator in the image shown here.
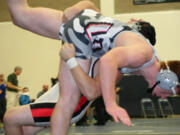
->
[19,87,30,105]
[0,74,6,133]
[37,84,49,98]
[6,66,22,110]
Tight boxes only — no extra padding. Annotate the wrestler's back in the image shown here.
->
[62,9,134,59]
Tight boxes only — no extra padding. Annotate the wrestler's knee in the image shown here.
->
[85,85,101,100]
[3,108,17,126]
[85,91,98,101]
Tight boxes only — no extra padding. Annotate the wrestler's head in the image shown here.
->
[151,61,180,98]
[128,18,156,46]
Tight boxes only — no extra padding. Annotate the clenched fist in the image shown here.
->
[60,43,76,61]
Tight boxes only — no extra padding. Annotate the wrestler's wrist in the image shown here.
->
[66,57,78,69]
[105,102,118,111]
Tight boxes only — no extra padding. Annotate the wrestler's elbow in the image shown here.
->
[85,91,98,100]
[11,15,23,28]
[85,87,100,100]
[99,56,112,69]
[12,15,27,29]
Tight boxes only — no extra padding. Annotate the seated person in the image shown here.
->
[37,84,49,98]
[19,87,31,105]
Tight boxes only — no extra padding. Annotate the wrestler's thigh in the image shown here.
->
[5,105,34,125]
[59,59,91,97]
[93,60,101,97]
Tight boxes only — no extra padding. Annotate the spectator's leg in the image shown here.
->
[6,91,18,110]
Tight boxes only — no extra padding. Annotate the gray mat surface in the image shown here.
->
[36,118,180,135]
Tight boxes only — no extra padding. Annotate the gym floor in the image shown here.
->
[36,118,180,135]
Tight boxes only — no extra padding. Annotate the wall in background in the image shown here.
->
[115,0,180,14]
[0,23,60,98]
[114,10,180,61]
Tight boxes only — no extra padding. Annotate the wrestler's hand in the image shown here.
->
[60,43,76,61]
[106,104,132,126]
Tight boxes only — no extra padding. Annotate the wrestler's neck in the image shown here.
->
[138,60,161,88]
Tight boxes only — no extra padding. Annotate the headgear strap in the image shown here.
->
[147,62,179,94]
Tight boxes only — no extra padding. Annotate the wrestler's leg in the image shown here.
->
[4,105,35,135]
[51,59,90,135]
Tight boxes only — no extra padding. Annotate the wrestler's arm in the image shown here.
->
[70,64,101,100]
[99,46,146,110]
[60,44,101,100]
[99,46,146,125]
[5,0,62,39]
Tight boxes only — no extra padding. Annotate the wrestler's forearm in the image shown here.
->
[70,65,100,100]
[99,57,118,110]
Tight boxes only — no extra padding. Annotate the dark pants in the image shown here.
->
[93,97,110,125]
[0,98,7,122]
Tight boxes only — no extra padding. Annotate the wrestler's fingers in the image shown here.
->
[113,115,120,123]
[119,116,132,126]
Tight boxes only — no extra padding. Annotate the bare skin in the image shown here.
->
[5,0,175,134]
[4,105,46,135]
